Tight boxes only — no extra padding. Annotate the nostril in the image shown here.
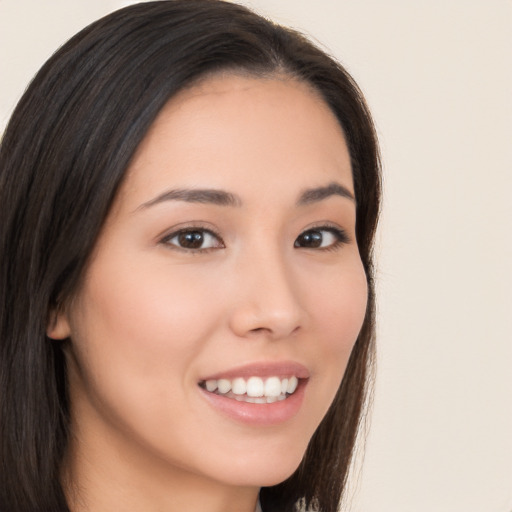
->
[247,325,301,338]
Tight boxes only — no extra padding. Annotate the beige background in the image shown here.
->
[1,1,511,510]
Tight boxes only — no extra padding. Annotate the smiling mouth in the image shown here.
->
[199,376,300,404]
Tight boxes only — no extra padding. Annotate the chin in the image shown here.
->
[209,443,307,488]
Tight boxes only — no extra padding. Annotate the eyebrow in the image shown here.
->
[297,182,355,205]
[137,181,354,211]
[138,188,242,210]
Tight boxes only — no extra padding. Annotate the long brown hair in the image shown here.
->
[0,1,381,510]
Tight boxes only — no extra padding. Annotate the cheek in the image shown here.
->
[298,255,368,419]
[80,257,221,349]
[66,258,226,412]
[310,258,368,354]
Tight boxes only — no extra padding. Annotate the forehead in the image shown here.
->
[118,73,353,210]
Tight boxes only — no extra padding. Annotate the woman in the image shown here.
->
[0,1,381,511]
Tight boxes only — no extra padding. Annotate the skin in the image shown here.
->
[49,73,368,512]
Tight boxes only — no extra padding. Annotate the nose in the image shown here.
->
[228,251,305,341]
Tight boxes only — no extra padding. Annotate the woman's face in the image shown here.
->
[52,74,368,491]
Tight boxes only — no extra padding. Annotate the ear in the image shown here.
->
[47,307,72,340]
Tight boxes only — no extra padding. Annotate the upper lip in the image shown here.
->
[199,361,310,382]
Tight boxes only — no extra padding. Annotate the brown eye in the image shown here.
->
[294,227,349,249]
[178,231,205,249]
[163,229,224,251]
[295,230,323,248]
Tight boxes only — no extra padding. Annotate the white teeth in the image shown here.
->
[205,380,217,392]
[287,376,298,394]
[202,375,301,401]
[217,379,231,394]
[232,377,247,395]
[264,376,282,397]
[246,377,264,397]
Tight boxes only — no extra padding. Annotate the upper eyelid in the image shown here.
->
[157,222,222,241]
[300,223,351,240]
[297,226,350,242]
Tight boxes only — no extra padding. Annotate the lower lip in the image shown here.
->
[199,380,307,426]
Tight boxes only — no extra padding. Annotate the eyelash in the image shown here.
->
[160,224,350,253]
[160,225,224,254]
[294,225,350,252]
